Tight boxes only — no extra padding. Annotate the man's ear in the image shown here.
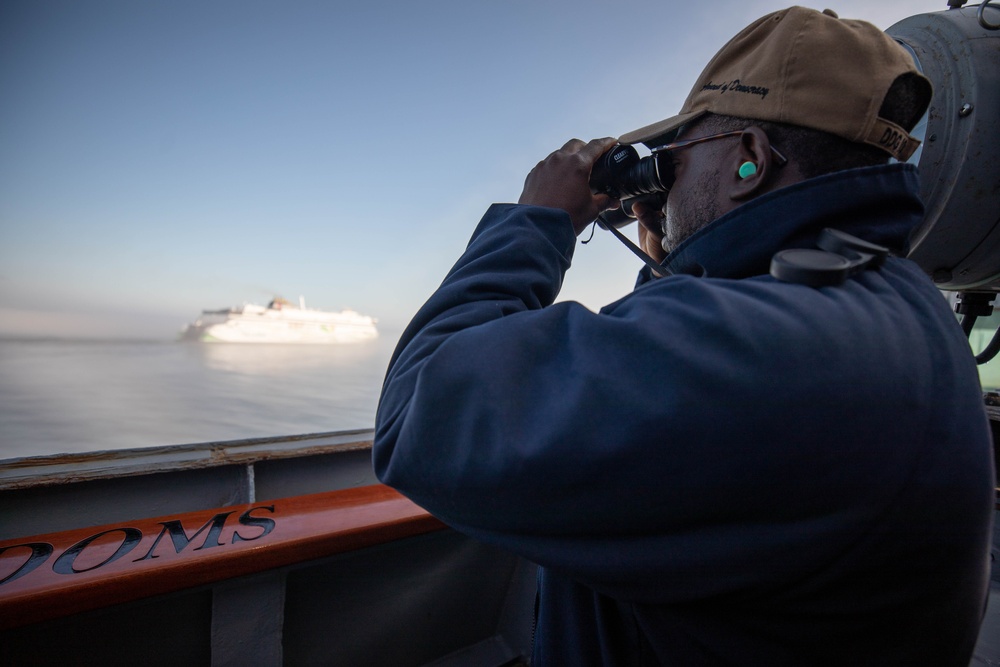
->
[729,126,775,201]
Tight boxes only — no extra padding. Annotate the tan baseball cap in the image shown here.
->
[619,6,931,161]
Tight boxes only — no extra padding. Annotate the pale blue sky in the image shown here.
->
[0,0,947,339]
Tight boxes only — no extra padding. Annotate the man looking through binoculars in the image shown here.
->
[374,7,995,665]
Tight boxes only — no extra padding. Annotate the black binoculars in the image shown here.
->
[589,144,672,226]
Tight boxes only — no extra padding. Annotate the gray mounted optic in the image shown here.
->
[888,2,1000,291]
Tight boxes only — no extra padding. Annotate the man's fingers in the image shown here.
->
[520,137,629,233]
[631,200,666,234]
[540,137,618,169]
[560,138,587,152]
[579,137,619,162]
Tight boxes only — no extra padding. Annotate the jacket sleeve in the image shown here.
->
[373,203,739,599]
[371,203,953,604]
[374,203,674,539]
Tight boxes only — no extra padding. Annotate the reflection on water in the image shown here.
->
[0,335,401,460]
[195,340,381,374]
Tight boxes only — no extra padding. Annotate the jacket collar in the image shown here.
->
[661,163,925,280]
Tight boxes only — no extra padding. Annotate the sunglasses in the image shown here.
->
[647,129,789,191]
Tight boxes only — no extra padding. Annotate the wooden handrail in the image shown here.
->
[0,484,444,630]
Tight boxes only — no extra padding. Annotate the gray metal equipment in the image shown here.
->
[888,2,1000,291]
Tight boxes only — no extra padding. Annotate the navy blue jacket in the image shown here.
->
[374,164,995,665]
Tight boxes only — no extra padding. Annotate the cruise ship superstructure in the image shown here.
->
[180,296,377,343]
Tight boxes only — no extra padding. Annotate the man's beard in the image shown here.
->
[661,168,722,255]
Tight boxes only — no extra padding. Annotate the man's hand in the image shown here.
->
[519,137,620,235]
[631,199,668,270]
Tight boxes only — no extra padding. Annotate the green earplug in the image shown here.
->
[738,161,758,179]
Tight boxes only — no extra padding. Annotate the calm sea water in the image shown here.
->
[0,334,403,461]
[8,327,995,463]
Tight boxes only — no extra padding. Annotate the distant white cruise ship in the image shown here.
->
[180,296,378,344]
